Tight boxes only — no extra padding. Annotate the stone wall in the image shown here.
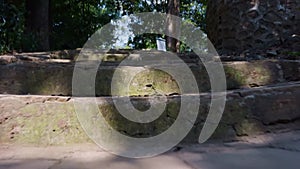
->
[207,0,300,56]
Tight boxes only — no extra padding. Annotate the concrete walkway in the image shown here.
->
[1,130,300,169]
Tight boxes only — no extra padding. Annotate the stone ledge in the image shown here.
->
[0,82,299,145]
[0,60,299,96]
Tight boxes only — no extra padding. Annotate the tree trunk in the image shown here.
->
[25,0,50,51]
[166,0,180,53]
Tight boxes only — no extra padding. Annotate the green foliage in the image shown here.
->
[51,0,119,50]
[0,0,208,52]
[180,0,207,32]
[121,0,167,14]
[124,0,207,51]
[21,33,39,52]
[284,51,300,57]
[128,34,161,50]
[0,0,25,54]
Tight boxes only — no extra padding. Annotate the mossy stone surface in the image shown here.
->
[1,60,299,96]
[0,100,91,145]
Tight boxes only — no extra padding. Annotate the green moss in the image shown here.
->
[22,68,72,95]
[283,51,300,57]
[97,100,180,138]
[210,123,234,139]
[234,119,264,136]
[151,69,180,95]
[166,101,180,119]
[128,69,180,96]
[251,64,272,83]
[221,101,247,124]
[5,102,91,145]
[224,66,247,88]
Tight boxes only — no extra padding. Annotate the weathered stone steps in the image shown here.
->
[0,59,299,96]
[0,81,299,145]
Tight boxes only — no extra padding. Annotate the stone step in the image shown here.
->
[0,58,299,96]
[0,82,299,145]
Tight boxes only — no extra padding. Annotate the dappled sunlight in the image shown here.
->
[0,0,299,166]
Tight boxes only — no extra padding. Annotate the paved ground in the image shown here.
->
[1,130,300,169]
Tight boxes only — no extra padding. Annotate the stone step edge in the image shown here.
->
[0,81,299,99]
[1,59,299,96]
[0,81,299,145]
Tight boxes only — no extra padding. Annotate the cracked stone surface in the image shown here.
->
[0,131,300,169]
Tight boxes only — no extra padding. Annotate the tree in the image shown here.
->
[0,0,24,54]
[166,0,180,53]
[50,0,118,50]
[25,0,50,51]
[1,0,208,52]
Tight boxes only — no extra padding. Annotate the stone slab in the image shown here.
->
[1,131,300,169]
[178,148,300,169]
[0,59,299,96]
[0,82,299,145]
[0,160,57,169]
